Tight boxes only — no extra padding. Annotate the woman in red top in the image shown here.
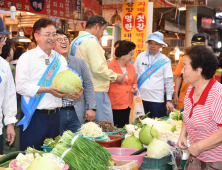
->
[178,45,222,169]
[108,40,137,128]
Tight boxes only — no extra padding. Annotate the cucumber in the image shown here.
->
[0,151,25,165]
[0,159,13,168]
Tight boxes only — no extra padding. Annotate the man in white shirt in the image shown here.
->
[0,17,17,154]
[16,18,68,151]
[134,31,174,118]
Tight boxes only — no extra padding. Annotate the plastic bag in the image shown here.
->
[129,91,145,123]
[167,140,183,170]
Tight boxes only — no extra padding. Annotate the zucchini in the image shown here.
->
[0,151,25,165]
[0,159,13,168]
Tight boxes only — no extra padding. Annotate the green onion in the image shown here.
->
[55,131,113,170]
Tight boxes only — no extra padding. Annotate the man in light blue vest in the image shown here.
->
[134,31,174,118]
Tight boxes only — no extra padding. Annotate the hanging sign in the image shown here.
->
[153,0,206,7]
[122,0,148,61]
[0,0,71,19]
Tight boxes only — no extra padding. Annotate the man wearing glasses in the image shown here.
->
[53,29,95,135]
[16,18,68,151]
[0,17,17,154]
[70,15,124,124]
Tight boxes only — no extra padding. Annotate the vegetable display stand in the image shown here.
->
[140,154,172,168]
[95,136,124,147]
[139,164,172,170]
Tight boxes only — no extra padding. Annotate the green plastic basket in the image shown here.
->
[41,145,53,152]
[140,153,172,168]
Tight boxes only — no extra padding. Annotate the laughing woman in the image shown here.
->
[108,40,137,128]
[177,45,222,170]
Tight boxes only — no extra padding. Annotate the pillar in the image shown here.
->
[185,6,197,48]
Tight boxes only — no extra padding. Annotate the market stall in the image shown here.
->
[0,110,188,170]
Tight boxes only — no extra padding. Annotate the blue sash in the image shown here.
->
[17,52,61,131]
[137,56,170,89]
[70,34,99,56]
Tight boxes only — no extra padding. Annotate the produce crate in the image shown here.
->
[95,136,124,148]
[139,164,172,170]
[40,146,53,152]
[140,154,171,168]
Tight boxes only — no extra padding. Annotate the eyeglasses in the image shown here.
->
[37,33,58,38]
[57,37,69,43]
[0,36,7,42]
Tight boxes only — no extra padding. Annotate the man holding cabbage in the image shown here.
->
[70,15,124,124]
[16,18,80,151]
[53,28,96,135]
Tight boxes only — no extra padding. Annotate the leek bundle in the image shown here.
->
[54,131,113,170]
[51,143,91,170]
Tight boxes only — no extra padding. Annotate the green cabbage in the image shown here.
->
[147,138,170,158]
[52,69,82,94]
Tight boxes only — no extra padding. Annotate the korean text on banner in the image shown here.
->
[122,0,148,61]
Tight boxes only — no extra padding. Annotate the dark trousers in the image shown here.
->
[20,109,60,151]
[142,100,164,118]
[60,109,81,135]
[113,107,131,128]
[0,135,3,154]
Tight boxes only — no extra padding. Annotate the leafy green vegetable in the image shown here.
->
[52,130,113,170]
[170,110,183,121]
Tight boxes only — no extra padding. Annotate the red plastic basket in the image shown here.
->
[95,136,124,148]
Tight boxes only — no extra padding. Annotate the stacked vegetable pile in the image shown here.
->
[0,148,66,170]
[121,113,177,158]
[52,130,113,170]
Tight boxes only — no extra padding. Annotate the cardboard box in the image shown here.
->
[109,159,138,170]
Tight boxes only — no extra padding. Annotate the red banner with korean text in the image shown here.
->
[0,0,71,19]
[121,0,148,61]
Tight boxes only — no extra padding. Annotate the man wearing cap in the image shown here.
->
[173,34,207,110]
[0,17,17,154]
[134,31,174,118]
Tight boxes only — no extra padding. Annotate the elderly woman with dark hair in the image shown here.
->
[108,40,137,128]
[178,45,222,169]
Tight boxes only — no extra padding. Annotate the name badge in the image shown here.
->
[45,59,50,65]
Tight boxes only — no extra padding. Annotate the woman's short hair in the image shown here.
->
[14,46,26,60]
[1,39,13,59]
[115,40,136,58]
[185,45,218,79]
